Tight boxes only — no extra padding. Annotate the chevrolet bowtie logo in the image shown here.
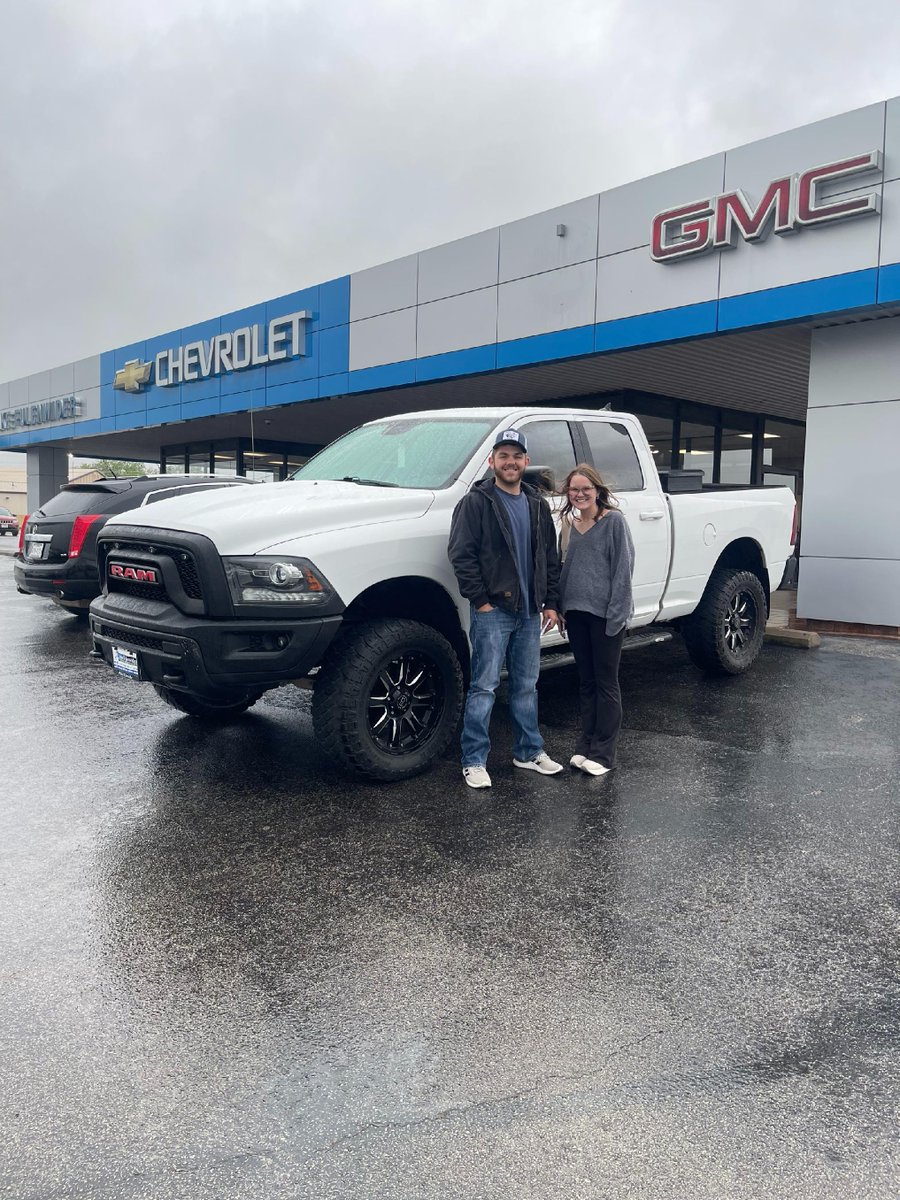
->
[114,359,152,392]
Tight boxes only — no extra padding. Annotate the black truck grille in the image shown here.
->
[109,578,169,601]
[175,555,202,598]
[104,542,205,604]
[99,625,166,652]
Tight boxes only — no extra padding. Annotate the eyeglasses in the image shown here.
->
[567,486,596,496]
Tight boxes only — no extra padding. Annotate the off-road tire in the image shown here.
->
[152,684,262,720]
[682,567,767,676]
[313,618,464,781]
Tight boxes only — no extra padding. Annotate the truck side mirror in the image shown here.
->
[522,466,555,494]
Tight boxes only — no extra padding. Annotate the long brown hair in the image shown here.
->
[559,462,618,524]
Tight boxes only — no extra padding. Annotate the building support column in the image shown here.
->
[26,446,69,512]
[797,319,900,631]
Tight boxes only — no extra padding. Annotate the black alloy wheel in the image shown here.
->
[682,567,767,676]
[367,652,444,755]
[313,618,464,781]
[723,588,757,654]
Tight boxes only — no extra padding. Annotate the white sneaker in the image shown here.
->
[570,755,586,769]
[463,766,492,789]
[513,752,564,776]
[579,759,610,776]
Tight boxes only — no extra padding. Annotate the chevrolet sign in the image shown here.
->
[113,310,311,392]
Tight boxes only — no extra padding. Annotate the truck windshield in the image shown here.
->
[293,417,497,489]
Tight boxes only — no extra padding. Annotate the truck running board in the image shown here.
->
[507,627,674,678]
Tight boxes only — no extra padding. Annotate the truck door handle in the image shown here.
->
[640,510,665,521]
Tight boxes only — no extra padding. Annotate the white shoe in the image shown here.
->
[513,752,564,776]
[579,759,610,776]
[463,766,492,789]
[570,755,586,769]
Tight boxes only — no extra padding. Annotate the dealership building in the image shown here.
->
[2,100,899,632]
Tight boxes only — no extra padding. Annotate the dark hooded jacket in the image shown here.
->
[448,477,560,615]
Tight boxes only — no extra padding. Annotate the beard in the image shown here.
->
[492,463,523,485]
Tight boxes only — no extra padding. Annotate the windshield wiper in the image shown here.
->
[339,476,400,488]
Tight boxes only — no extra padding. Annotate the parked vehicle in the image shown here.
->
[0,506,20,536]
[15,475,255,616]
[89,408,796,779]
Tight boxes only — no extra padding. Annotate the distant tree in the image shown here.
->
[82,460,148,478]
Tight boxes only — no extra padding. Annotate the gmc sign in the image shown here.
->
[650,150,882,263]
[109,562,160,585]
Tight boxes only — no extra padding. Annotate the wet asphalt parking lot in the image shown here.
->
[1,540,899,1200]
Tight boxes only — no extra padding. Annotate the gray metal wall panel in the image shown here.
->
[596,244,719,322]
[416,288,498,358]
[499,196,599,283]
[497,261,597,343]
[797,557,900,625]
[49,363,75,399]
[27,372,50,403]
[808,319,900,408]
[878,178,900,266]
[349,307,417,370]
[718,183,882,298]
[8,379,27,406]
[350,254,418,321]
[801,399,900,559]
[418,229,499,304]
[723,103,886,197]
[72,357,100,392]
[598,155,725,256]
[884,96,900,183]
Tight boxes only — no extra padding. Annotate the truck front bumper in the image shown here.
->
[89,594,342,697]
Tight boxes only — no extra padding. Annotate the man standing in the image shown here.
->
[448,429,564,789]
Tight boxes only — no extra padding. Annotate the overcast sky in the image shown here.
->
[2,0,900,394]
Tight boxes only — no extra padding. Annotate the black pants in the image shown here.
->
[564,610,625,768]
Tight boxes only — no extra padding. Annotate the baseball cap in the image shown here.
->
[492,428,528,453]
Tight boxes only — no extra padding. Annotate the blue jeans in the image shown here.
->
[460,606,544,767]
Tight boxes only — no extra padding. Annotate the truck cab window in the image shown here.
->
[519,420,578,493]
[582,421,644,491]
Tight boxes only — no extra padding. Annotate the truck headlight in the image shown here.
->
[223,556,334,607]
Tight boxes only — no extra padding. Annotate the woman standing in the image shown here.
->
[558,464,635,776]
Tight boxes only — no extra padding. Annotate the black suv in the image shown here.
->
[15,476,255,617]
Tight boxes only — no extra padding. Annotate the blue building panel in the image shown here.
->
[144,405,182,427]
[348,361,417,393]
[266,286,318,324]
[181,395,221,421]
[318,324,350,377]
[113,341,147,374]
[219,388,267,415]
[717,269,879,331]
[266,379,319,406]
[594,301,718,353]
[318,276,351,330]
[415,344,496,382]
[876,262,900,304]
[496,325,594,370]
[319,373,348,398]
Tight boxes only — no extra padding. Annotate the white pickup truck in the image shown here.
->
[89,407,795,779]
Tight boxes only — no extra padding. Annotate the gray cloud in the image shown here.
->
[1,0,899,385]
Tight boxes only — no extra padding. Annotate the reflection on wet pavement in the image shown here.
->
[1,557,898,1199]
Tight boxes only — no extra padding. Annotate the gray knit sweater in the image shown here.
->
[558,509,635,635]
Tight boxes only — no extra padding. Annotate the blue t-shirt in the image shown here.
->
[496,488,535,616]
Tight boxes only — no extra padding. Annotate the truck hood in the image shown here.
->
[104,480,436,554]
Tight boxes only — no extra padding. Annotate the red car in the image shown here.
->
[0,506,20,536]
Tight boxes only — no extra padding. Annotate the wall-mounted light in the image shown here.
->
[556,224,567,237]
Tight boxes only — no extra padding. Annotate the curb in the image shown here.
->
[765,625,821,648]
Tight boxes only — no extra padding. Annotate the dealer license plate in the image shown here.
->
[112,645,140,678]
